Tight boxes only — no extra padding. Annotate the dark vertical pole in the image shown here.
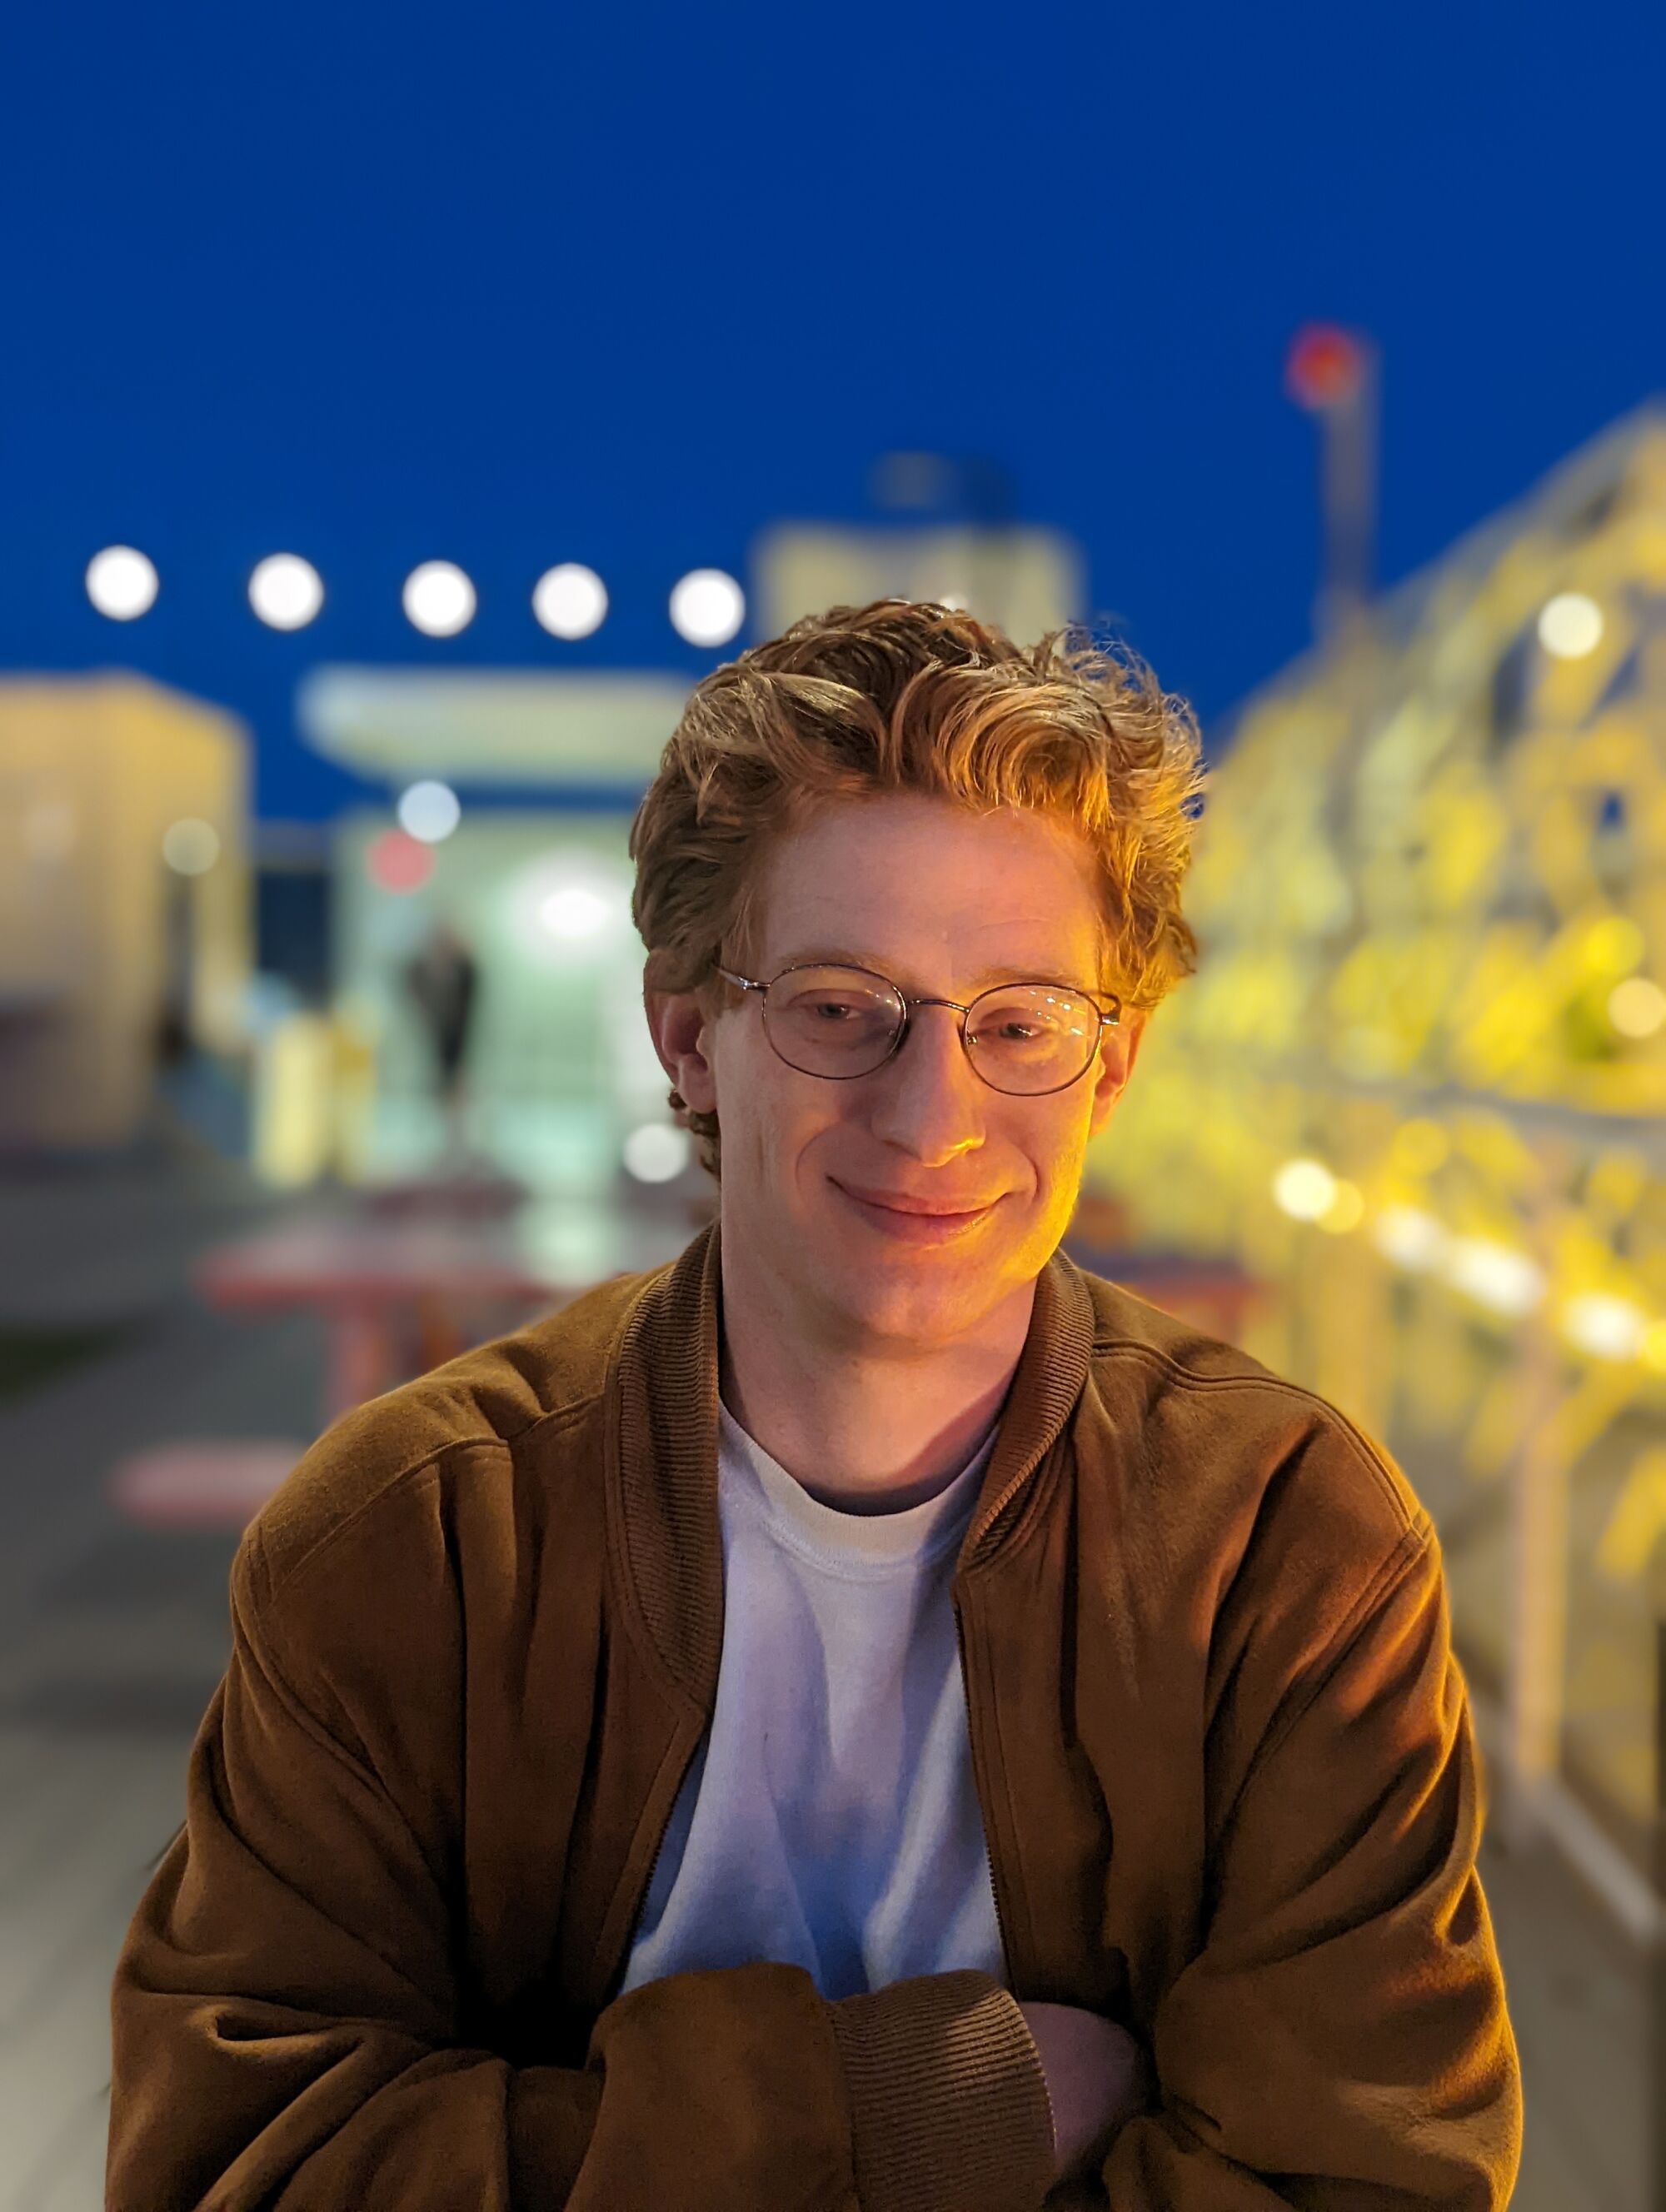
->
[1284,324,1379,649]
[1319,338,1380,645]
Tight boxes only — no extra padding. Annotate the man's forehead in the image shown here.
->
[750,808,1105,974]
[762,887,1101,979]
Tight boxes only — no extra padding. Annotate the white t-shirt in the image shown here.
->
[618,1397,1007,2003]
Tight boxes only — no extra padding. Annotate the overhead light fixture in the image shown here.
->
[533,562,607,639]
[86,546,158,620]
[669,567,744,647]
[403,561,476,637]
[250,553,324,630]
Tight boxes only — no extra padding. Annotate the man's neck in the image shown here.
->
[716,1248,1038,1517]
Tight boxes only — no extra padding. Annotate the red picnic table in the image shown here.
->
[194,1198,697,1421]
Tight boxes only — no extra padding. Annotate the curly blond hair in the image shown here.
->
[629,598,1208,1179]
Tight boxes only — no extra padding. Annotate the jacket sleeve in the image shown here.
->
[106,1530,1055,2212]
[1100,1523,1523,2211]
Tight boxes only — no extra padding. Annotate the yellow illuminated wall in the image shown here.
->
[1086,404,1666,1869]
[0,674,252,1148]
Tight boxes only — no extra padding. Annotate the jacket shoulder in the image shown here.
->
[1070,1258,1429,1562]
[246,1258,671,1605]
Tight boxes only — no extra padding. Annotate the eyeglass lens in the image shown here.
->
[761,964,1101,1095]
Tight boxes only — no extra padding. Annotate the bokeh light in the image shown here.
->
[1314,1179,1364,1233]
[510,851,634,965]
[1272,1157,1336,1221]
[402,561,476,637]
[622,1123,691,1183]
[540,885,612,941]
[397,780,461,844]
[532,562,607,639]
[86,546,158,620]
[1372,1204,1450,1271]
[1536,591,1603,659]
[1560,1291,1649,1362]
[1443,1236,1545,1317]
[248,553,324,630]
[669,568,745,646]
[366,829,436,893]
[162,819,221,875]
[1607,975,1666,1039]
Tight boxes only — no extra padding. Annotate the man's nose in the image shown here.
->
[865,1004,987,1162]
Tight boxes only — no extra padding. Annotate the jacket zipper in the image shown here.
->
[601,1725,702,2006]
[955,1462,1042,1994]
[953,1589,1017,1992]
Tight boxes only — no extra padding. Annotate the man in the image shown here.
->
[107,600,1522,2210]
[403,915,480,1166]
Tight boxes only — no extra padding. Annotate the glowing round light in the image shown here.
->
[539,885,611,940]
[1372,1205,1450,1272]
[86,546,158,620]
[511,851,632,966]
[1560,1293,1648,1363]
[622,1123,692,1183]
[162,819,221,875]
[403,561,476,637]
[1443,1237,1544,1318]
[1272,1158,1336,1222]
[249,552,323,630]
[1537,592,1603,660]
[366,830,435,893]
[533,562,607,640]
[1315,1179,1365,1233]
[669,568,745,647]
[1609,976,1666,1039]
[1285,324,1364,411]
[397,780,461,844]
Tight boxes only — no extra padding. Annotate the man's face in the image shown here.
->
[648,792,1146,1353]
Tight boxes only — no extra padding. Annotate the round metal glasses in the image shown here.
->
[716,960,1121,1098]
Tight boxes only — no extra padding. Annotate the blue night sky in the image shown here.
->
[2,0,1659,822]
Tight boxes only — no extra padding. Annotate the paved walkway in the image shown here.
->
[0,1145,1653,2209]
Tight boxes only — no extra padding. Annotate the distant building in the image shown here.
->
[0,675,252,1150]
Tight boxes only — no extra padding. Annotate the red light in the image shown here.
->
[1285,324,1364,411]
[367,830,435,893]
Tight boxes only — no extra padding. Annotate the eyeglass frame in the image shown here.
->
[712,959,1122,1098]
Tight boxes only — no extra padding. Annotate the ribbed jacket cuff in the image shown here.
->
[827,1969,1055,2212]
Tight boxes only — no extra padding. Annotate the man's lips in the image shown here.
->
[832,1180,999,1218]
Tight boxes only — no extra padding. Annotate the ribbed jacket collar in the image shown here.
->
[604,1218,1098,1713]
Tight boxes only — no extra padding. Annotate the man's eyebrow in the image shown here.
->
[780,949,1083,987]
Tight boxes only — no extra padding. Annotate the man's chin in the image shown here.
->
[810,1242,1014,1343]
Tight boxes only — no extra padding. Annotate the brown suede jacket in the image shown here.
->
[107,1220,1522,2211]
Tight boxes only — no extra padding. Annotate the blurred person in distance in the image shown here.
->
[402,914,478,1171]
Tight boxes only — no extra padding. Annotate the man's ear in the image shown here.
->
[644,985,719,1116]
[1086,1006,1146,1140]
